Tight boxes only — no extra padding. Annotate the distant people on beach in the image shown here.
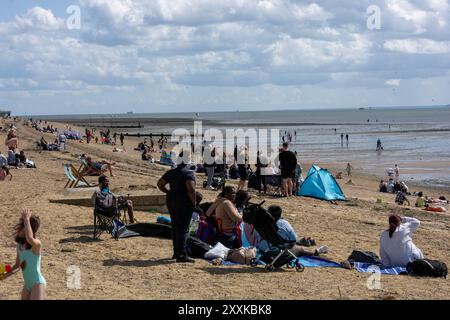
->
[380,215,424,267]
[340,133,344,146]
[394,164,400,182]
[345,134,349,146]
[376,139,383,151]
[279,142,297,197]
[120,133,124,146]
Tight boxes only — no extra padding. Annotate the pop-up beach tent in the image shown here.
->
[299,165,346,201]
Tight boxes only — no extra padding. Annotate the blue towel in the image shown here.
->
[297,256,343,268]
[353,262,407,275]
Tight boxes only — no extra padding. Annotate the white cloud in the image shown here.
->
[386,79,401,86]
[384,39,450,54]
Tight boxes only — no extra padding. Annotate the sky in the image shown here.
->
[0,0,449,115]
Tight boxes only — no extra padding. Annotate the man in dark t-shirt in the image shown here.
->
[157,158,196,263]
[279,143,297,197]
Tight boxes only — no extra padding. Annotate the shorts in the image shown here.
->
[281,170,295,179]
[238,165,248,180]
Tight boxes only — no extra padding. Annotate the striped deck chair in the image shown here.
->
[63,164,93,188]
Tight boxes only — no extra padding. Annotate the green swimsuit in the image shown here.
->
[18,245,46,292]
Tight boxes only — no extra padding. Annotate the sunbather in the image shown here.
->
[206,186,242,249]
[254,205,327,257]
[380,215,424,267]
[84,156,115,177]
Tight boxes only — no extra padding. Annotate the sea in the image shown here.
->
[36,107,450,189]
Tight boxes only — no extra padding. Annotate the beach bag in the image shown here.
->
[204,242,230,260]
[226,247,257,265]
[229,165,240,179]
[186,236,212,259]
[407,259,447,278]
[347,250,382,265]
[247,173,259,190]
[196,220,218,245]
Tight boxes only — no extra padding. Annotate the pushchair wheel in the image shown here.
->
[295,262,305,272]
[265,264,275,272]
[287,260,296,269]
[250,258,258,267]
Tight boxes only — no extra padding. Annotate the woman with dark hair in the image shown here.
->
[234,190,250,213]
[379,215,424,267]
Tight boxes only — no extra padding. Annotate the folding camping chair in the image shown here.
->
[243,201,305,272]
[64,164,94,188]
[93,193,131,239]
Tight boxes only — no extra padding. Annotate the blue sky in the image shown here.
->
[0,0,449,115]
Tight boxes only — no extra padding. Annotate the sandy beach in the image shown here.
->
[1,117,449,300]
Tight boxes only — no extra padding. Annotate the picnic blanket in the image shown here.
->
[297,256,342,268]
[208,255,342,268]
[353,262,407,275]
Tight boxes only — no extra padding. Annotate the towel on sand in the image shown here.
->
[353,262,407,275]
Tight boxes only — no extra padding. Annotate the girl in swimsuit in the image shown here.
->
[1,208,46,300]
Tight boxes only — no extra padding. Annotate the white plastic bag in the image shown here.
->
[204,242,230,260]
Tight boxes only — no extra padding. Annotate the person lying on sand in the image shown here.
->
[255,205,328,257]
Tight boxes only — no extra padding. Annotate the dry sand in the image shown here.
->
[0,118,449,300]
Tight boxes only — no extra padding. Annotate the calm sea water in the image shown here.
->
[38,107,450,188]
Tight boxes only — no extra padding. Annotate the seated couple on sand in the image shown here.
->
[205,186,328,256]
[81,155,115,177]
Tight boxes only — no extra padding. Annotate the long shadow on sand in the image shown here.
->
[103,258,176,268]
[198,266,270,275]
[59,236,101,244]
[62,225,96,237]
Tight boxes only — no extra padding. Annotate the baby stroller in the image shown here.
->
[203,164,226,190]
[243,201,305,272]
[265,174,283,196]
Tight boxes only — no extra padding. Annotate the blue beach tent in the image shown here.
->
[299,165,346,201]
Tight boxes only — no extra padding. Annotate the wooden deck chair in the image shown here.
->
[79,157,103,176]
[64,164,93,188]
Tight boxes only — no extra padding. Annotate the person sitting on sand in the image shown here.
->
[395,190,410,206]
[380,215,424,267]
[92,176,135,223]
[386,178,395,193]
[7,150,19,167]
[206,186,242,249]
[255,205,328,257]
[84,156,115,177]
[379,180,388,193]
[0,150,7,168]
[415,192,426,208]
[0,166,12,181]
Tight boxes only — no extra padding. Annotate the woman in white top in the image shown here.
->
[380,215,424,267]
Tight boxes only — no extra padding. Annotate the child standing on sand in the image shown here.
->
[0,208,46,300]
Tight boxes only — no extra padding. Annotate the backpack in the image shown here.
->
[94,191,117,216]
[406,259,448,278]
[347,250,382,265]
[229,165,240,179]
[196,219,218,245]
[186,236,213,258]
[247,173,259,190]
